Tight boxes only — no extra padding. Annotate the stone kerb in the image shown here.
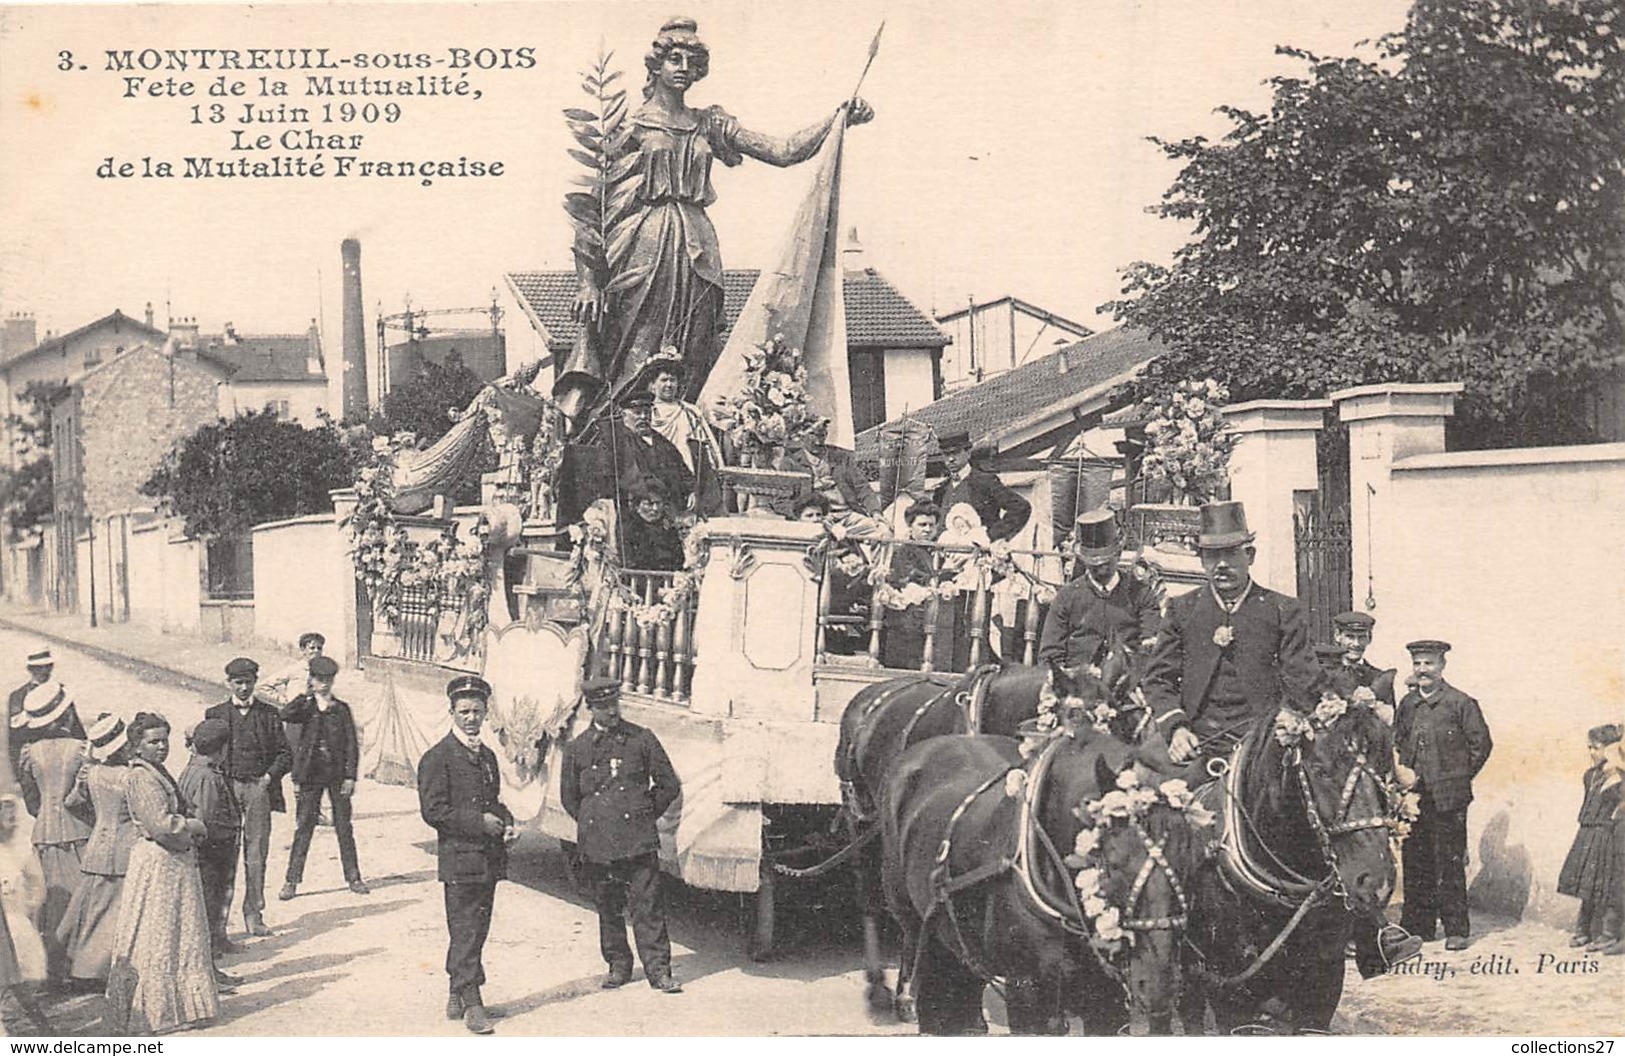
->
[1221,398,1331,595]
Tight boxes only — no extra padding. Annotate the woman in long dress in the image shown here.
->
[54,714,133,986]
[104,712,217,1035]
[556,16,874,425]
[14,682,92,983]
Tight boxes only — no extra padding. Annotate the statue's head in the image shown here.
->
[645,17,711,98]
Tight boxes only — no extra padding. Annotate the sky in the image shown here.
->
[0,0,1413,379]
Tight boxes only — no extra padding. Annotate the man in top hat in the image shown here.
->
[279,656,368,902]
[930,431,1030,543]
[600,389,694,514]
[204,657,291,938]
[7,645,73,773]
[1333,611,1398,715]
[418,674,515,1034]
[561,676,683,994]
[1394,639,1493,951]
[1039,507,1161,671]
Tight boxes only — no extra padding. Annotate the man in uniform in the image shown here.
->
[561,677,683,994]
[1143,502,1422,976]
[930,431,1030,543]
[417,674,515,1034]
[1333,611,1398,718]
[203,657,290,938]
[1395,640,1493,951]
[1038,507,1161,671]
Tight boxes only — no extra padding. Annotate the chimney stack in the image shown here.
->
[144,301,154,328]
[340,238,368,422]
[842,226,865,271]
[1,313,37,359]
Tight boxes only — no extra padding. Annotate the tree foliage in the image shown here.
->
[370,350,485,447]
[1105,0,1624,448]
[141,410,359,539]
[0,380,70,539]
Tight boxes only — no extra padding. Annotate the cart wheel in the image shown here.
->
[747,867,776,962]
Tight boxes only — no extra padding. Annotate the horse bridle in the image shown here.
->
[1285,742,1394,907]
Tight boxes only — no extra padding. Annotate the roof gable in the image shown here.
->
[505,267,949,352]
[199,332,325,383]
[1,310,167,371]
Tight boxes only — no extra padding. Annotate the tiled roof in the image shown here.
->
[0,310,166,370]
[505,267,948,352]
[198,333,325,383]
[852,327,1165,462]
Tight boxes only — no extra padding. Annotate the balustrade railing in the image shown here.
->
[593,569,699,704]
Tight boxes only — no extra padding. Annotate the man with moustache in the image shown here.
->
[1038,507,1161,670]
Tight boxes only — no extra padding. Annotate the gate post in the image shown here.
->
[1222,399,1330,595]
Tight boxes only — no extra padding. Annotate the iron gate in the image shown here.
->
[1294,502,1353,645]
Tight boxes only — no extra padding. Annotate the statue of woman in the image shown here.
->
[556,16,875,429]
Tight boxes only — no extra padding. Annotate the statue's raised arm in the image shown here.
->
[556,16,875,434]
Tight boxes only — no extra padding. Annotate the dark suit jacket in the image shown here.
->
[934,467,1031,542]
[561,719,680,864]
[417,732,513,884]
[1038,571,1162,668]
[204,698,292,813]
[781,444,881,515]
[1395,682,1492,812]
[603,421,695,508]
[281,694,360,786]
[1144,582,1322,732]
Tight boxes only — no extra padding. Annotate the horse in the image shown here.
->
[878,725,1209,1035]
[834,640,1141,1018]
[1179,697,1401,1033]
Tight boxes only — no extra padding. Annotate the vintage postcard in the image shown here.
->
[0,0,1619,1041]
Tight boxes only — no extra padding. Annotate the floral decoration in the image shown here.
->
[1137,378,1238,506]
[1213,625,1235,648]
[710,334,821,459]
[565,511,709,628]
[1273,687,1375,748]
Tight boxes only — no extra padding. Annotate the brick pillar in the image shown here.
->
[1222,399,1330,594]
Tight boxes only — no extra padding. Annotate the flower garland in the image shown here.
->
[1033,666,1115,735]
[1061,770,1216,952]
[566,513,709,628]
[1138,378,1238,506]
[1270,688,1422,838]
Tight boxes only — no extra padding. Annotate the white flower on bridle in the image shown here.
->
[1036,667,1116,737]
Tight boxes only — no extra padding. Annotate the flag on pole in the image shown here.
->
[700,106,855,448]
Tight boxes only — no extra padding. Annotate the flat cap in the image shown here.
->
[191,718,231,756]
[446,674,492,702]
[1332,612,1375,631]
[308,656,340,679]
[582,676,622,706]
[225,657,260,679]
[1405,639,1451,656]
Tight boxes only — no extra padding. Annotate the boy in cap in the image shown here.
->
[1039,507,1161,671]
[203,657,290,937]
[1333,611,1397,711]
[561,676,683,993]
[177,718,242,981]
[279,656,367,901]
[417,675,515,1034]
[1395,640,1493,951]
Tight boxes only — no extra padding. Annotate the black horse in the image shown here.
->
[879,727,1207,1035]
[1179,700,1400,1033]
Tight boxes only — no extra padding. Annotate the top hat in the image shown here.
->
[1073,507,1121,562]
[1332,611,1375,632]
[308,656,340,679]
[583,676,622,707]
[1405,639,1451,656]
[936,430,972,453]
[1196,501,1255,550]
[14,681,73,730]
[86,712,127,762]
[447,674,493,703]
[225,657,260,680]
[25,645,53,668]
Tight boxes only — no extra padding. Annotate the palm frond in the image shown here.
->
[561,49,640,282]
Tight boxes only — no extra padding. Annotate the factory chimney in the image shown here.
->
[340,238,369,422]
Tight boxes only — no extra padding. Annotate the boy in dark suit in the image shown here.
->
[1395,639,1493,951]
[177,718,242,983]
[279,656,367,901]
[417,675,515,1034]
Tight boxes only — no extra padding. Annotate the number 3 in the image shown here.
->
[58,50,74,71]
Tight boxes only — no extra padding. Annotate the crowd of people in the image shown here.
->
[0,635,369,1036]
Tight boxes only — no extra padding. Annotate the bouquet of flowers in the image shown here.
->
[1137,378,1237,505]
[711,334,820,462]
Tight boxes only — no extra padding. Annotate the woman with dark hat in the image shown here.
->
[556,16,875,427]
[54,713,134,987]
[14,681,92,985]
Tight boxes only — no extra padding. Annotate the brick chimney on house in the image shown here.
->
[1,313,37,360]
[340,238,368,421]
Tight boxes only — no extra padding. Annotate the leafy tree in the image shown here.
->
[370,350,485,447]
[0,380,70,540]
[1104,0,1623,449]
[141,410,358,538]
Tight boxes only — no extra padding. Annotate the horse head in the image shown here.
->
[1039,735,1213,1031]
[1264,690,1400,913]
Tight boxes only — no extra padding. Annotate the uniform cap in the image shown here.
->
[583,676,622,706]
[618,389,656,411]
[446,674,492,703]
[225,657,260,679]
[308,656,340,679]
[1405,639,1451,656]
[936,430,972,452]
[1332,612,1375,631]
